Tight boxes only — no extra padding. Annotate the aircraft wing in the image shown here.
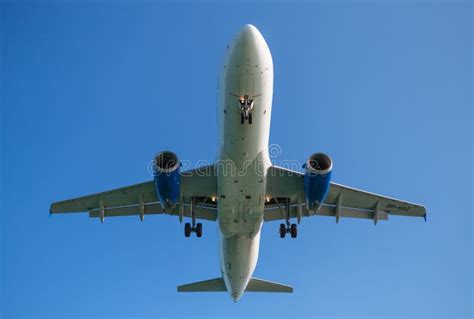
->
[50,166,218,221]
[264,166,426,223]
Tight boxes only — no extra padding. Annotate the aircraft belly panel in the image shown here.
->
[215,24,274,301]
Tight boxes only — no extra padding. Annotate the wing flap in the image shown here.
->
[88,203,217,221]
[264,204,388,222]
[317,205,388,220]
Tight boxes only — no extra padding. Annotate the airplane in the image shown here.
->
[50,24,427,302]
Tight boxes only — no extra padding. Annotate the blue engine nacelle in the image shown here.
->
[153,151,181,209]
[304,152,333,212]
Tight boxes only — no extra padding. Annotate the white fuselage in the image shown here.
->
[217,25,273,301]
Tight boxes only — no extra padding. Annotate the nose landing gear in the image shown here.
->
[239,95,254,125]
[240,112,253,124]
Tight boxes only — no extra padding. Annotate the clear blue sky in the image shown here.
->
[1,1,472,318]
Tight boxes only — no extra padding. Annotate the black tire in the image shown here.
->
[279,224,286,238]
[290,223,297,238]
[241,113,244,124]
[248,112,252,124]
[196,223,203,238]
[184,223,191,238]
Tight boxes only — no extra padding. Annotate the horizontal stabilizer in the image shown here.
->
[246,278,293,293]
[177,277,226,292]
[177,277,293,293]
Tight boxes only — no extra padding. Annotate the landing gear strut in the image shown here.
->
[239,95,254,125]
[276,197,297,239]
[184,197,203,238]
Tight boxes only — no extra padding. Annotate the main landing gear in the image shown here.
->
[279,223,297,239]
[184,197,203,238]
[184,222,202,238]
[275,198,298,239]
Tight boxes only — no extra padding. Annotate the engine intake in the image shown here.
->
[153,151,181,209]
[304,152,333,211]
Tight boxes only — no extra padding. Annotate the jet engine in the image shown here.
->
[153,151,181,209]
[304,152,333,212]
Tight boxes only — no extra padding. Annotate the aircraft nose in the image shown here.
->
[238,24,259,38]
[234,24,263,47]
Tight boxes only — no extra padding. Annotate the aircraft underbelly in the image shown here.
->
[217,38,273,237]
[215,25,274,299]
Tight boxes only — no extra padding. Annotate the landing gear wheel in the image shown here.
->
[241,113,244,124]
[290,223,297,238]
[248,112,252,124]
[196,223,203,238]
[184,223,191,238]
[279,223,286,238]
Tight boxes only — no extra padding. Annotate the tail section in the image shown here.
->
[177,277,226,292]
[246,277,293,293]
[177,277,293,293]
